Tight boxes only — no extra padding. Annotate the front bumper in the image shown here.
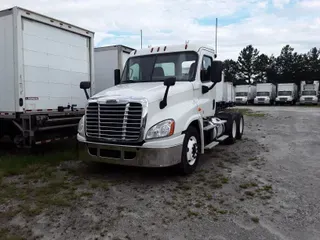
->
[276,98,293,103]
[235,98,247,104]
[254,98,270,104]
[77,134,184,167]
[300,99,318,104]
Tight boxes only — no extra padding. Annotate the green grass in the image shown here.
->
[229,108,267,117]
[0,143,91,220]
[0,149,78,179]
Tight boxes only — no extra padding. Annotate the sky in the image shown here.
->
[2,0,320,60]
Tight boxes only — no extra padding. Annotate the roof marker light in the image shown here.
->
[185,44,188,49]
[157,47,160,52]
[164,46,167,51]
[151,48,154,53]
[134,50,137,55]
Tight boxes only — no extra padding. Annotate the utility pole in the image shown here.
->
[215,18,218,58]
[140,29,143,49]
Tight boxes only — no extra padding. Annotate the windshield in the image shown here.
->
[302,90,316,96]
[278,91,292,96]
[236,92,247,97]
[257,92,269,96]
[121,51,198,83]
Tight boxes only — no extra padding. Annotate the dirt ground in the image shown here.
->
[1,106,320,240]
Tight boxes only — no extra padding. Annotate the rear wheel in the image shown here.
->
[177,126,200,175]
[235,113,244,139]
[217,112,237,144]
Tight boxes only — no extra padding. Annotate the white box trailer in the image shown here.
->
[94,45,135,95]
[254,83,276,105]
[275,83,298,105]
[235,85,256,105]
[0,6,94,147]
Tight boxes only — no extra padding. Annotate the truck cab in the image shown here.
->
[77,44,244,174]
[275,83,298,105]
[299,80,319,105]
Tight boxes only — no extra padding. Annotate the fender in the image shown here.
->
[182,113,204,154]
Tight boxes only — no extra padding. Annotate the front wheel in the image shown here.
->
[177,126,200,175]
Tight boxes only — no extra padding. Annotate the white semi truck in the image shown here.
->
[235,85,257,105]
[0,7,94,147]
[275,83,298,105]
[254,83,277,105]
[299,80,319,105]
[94,45,135,94]
[77,43,244,175]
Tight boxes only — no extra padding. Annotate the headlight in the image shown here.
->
[78,116,85,136]
[146,119,175,140]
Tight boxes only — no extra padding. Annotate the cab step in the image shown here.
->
[217,135,228,142]
[204,141,219,150]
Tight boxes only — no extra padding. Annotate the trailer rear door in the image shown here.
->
[22,18,90,111]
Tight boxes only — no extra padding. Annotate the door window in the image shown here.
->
[201,55,212,82]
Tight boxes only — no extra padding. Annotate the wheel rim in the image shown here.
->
[232,120,237,138]
[186,136,198,166]
[239,117,243,134]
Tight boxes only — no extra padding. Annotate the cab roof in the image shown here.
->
[130,43,216,57]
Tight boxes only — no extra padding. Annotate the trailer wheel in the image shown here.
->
[235,113,244,139]
[178,126,200,175]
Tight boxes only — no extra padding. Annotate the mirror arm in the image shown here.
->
[202,82,218,94]
[160,86,170,109]
[83,89,89,100]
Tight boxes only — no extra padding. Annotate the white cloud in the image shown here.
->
[1,0,320,60]
[272,0,291,9]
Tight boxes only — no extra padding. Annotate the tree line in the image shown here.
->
[223,45,320,89]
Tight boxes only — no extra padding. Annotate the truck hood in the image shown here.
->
[91,82,193,103]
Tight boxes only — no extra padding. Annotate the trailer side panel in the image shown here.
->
[0,10,15,113]
[21,18,91,111]
[94,48,118,94]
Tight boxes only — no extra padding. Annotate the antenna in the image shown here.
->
[215,18,218,58]
[140,29,143,49]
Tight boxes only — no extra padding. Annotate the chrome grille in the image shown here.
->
[305,97,313,101]
[85,102,143,141]
[258,98,265,101]
[279,98,287,101]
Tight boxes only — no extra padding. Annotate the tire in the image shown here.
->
[217,112,237,145]
[177,126,200,175]
[235,113,244,140]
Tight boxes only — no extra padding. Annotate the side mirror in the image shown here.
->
[80,81,91,100]
[211,60,223,83]
[80,81,91,90]
[114,69,121,85]
[160,77,176,109]
[164,77,176,87]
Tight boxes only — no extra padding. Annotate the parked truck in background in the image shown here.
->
[77,43,244,175]
[94,45,135,95]
[254,83,276,105]
[275,83,298,105]
[299,80,319,105]
[235,85,256,105]
[0,6,94,147]
[226,82,235,107]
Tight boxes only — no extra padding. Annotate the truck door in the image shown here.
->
[193,49,216,118]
